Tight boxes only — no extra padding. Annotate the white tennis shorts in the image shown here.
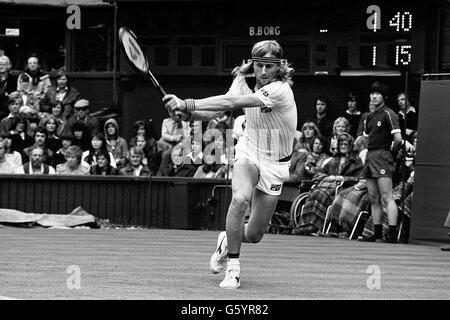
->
[234,141,290,196]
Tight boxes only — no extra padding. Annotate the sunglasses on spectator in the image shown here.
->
[75,107,88,111]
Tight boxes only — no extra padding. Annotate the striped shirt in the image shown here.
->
[227,75,297,160]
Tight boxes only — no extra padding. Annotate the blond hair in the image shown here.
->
[232,40,294,86]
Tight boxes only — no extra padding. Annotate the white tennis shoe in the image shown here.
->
[219,264,240,289]
[209,231,228,274]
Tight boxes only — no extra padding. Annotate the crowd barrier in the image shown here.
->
[0,175,232,230]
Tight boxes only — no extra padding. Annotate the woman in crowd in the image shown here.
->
[16,73,41,135]
[292,133,363,236]
[104,118,128,169]
[89,149,119,176]
[55,145,90,175]
[303,135,330,180]
[294,121,320,153]
[129,128,160,175]
[40,70,81,118]
[287,122,322,183]
[39,102,69,137]
[82,132,116,169]
[8,116,34,157]
[71,121,91,151]
[41,115,62,155]
[329,117,351,155]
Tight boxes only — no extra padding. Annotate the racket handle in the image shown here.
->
[157,85,167,97]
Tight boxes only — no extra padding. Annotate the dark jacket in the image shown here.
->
[314,153,363,188]
[40,86,81,113]
[119,164,151,177]
[0,73,17,119]
[90,164,119,176]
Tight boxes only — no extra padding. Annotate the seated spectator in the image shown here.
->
[303,135,330,179]
[8,116,34,157]
[287,122,321,183]
[82,133,116,168]
[22,128,52,165]
[20,56,52,100]
[56,145,90,175]
[39,102,69,137]
[292,133,363,236]
[312,96,334,139]
[0,139,18,173]
[158,116,191,153]
[324,179,370,239]
[0,91,22,137]
[288,135,329,184]
[51,133,73,167]
[16,73,41,127]
[129,134,160,175]
[340,91,362,139]
[294,121,320,153]
[0,55,17,120]
[71,121,91,151]
[41,115,62,154]
[129,119,158,148]
[39,70,81,117]
[0,135,22,166]
[193,151,224,179]
[67,99,100,136]
[329,117,351,155]
[89,149,119,176]
[104,118,128,169]
[14,146,55,174]
[119,147,151,177]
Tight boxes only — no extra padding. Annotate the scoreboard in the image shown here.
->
[117,0,429,76]
[364,5,414,67]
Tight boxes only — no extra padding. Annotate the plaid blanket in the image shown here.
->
[328,181,370,232]
[299,187,336,230]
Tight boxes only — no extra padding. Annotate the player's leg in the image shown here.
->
[226,159,259,253]
[377,176,398,242]
[218,159,259,289]
[243,188,279,243]
[209,159,258,281]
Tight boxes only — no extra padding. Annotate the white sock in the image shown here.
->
[228,258,240,268]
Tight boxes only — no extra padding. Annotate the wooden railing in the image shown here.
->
[0,175,232,230]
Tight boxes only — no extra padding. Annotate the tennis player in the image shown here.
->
[163,40,297,289]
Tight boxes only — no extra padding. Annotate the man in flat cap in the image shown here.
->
[67,99,100,136]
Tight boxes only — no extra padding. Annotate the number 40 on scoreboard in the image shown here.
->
[366,5,412,66]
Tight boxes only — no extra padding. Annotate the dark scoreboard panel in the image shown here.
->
[118,0,429,76]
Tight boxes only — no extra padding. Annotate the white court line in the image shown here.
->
[0,295,21,300]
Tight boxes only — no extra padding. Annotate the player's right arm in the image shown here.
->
[162,93,263,122]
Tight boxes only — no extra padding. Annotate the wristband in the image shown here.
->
[185,98,196,112]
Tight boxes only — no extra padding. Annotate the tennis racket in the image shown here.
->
[118,27,167,97]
